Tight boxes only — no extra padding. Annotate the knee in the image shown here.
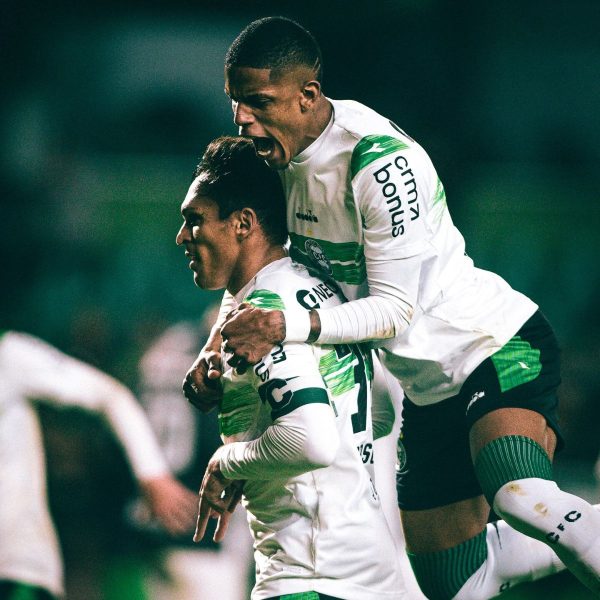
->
[492,477,561,539]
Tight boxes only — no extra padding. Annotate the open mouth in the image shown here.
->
[252,137,275,159]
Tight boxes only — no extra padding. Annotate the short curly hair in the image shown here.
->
[193,136,288,246]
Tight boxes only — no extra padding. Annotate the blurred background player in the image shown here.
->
[0,329,197,600]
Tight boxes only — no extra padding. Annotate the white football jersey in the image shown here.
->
[219,258,405,600]
[282,99,537,405]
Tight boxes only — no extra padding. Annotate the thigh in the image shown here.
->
[464,310,564,455]
[466,311,563,462]
[470,407,557,461]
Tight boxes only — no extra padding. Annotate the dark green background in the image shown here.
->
[2,1,598,597]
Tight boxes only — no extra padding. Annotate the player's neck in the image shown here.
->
[299,97,333,153]
[227,244,287,296]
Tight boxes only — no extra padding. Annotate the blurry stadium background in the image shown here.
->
[1,1,598,598]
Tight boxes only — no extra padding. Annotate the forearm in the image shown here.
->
[218,404,338,480]
[204,291,238,350]
[285,260,416,344]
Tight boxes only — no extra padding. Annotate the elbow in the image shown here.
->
[302,433,340,470]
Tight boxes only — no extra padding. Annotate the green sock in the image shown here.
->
[408,529,487,600]
[475,435,553,505]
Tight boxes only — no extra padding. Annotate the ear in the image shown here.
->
[235,207,258,239]
[300,80,321,112]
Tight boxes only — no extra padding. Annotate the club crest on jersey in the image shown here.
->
[305,239,332,276]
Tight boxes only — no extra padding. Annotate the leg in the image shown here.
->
[400,412,570,599]
[397,311,586,599]
[472,408,600,595]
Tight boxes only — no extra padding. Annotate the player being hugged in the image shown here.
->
[176,136,406,600]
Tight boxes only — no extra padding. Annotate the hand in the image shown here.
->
[221,304,285,368]
[194,452,244,543]
[139,475,198,536]
[183,339,223,413]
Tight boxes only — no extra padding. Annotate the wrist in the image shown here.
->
[307,309,321,343]
[282,307,311,342]
[204,325,223,352]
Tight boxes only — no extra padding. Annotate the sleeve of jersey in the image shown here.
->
[315,143,439,345]
[4,332,169,480]
[218,403,339,480]
[218,340,339,480]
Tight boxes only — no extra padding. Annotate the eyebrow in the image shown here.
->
[225,86,274,102]
[181,206,204,219]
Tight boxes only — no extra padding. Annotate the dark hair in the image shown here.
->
[225,16,323,83]
[193,136,288,246]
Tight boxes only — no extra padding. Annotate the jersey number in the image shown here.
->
[334,344,369,433]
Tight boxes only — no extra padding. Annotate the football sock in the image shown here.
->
[408,521,564,600]
[476,435,600,594]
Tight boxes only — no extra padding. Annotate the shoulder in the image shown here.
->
[329,99,430,181]
[244,258,345,312]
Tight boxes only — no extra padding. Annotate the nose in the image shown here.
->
[176,222,189,246]
[232,100,254,128]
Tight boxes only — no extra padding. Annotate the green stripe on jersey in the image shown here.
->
[350,134,409,178]
[289,232,366,285]
[271,387,330,420]
[243,289,286,310]
[319,349,357,396]
[279,592,321,600]
[219,384,257,437]
[431,178,447,224]
[490,336,542,392]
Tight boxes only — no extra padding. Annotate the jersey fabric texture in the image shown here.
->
[217,258,405,600]
[282,98,538,406]
[396,310,563,510]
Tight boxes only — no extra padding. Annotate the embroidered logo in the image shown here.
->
[305,239,333,276]
[396,437,408,473]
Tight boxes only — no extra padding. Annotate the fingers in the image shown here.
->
[227,481,244,512]
[213,481,244,542]
[226,353,249,375]
[193,499,213,543]
[182,358,223,412]
[182,378,215,412]
[214,510,232,543]
[193,476,244,543]
[205,351,223,380]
